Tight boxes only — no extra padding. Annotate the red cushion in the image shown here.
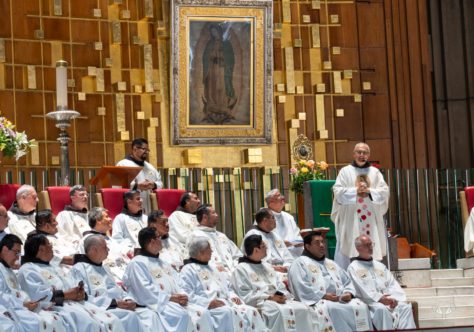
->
[101,188,129,220]
[47,186,71,216]
[155,189,186,217]
[0,184,20,210]
[465,187,474,213]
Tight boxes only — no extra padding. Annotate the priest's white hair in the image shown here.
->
[188,237,210,258]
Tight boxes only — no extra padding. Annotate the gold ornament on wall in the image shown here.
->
[292,134,313,161]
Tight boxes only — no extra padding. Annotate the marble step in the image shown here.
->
[405,285,474,297]
[431,276,474,287]
[419,316,474,328]
[430,268,463,279]
[408,294,474,307]
[419,304,474,319]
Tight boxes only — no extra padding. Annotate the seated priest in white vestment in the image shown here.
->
[0,303,23,332]
[79,207,133,282]
[148,210,186,270]
[168,191,201,245]
[7,185,38,243]
[241,208,293,273]
[347,235,416,330]
[180,237,267,332]
[28,209,75,268]
[0,204,10,242]
[112,190,147,247]
[71,234,163,332]
[0,234,67,332]
[123,227,213,332]
[18,234,126,332]
[288,231,372,331]
[265,189,304,258]
[188,204,242,274]
[231,234,316,332]
[56,185,90,246]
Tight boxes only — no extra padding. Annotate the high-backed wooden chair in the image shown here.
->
[38,186,71,216]
[0,184,20,209]
[99,188,129,220]
[150,189,186,217]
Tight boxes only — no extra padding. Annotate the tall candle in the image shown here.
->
[56,60,68,109]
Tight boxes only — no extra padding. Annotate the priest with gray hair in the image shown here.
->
[347,235,416,330]
[71,234,163,332]
[181,236,267,331]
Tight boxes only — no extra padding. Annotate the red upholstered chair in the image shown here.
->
[45,186,71,216]
[100,188,129,220]
[152,189,186,217]
[0,184,20,209]
[465,187,474,213]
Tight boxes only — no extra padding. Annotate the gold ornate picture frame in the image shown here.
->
[171,0,273,145]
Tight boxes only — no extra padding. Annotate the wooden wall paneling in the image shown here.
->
[385,0,413,168]
[304,95,316,140]
[290,2,300,24]
[276,102,287,141]
[303,71,311,94]
[43,18,70,41]
[333,96,363,142]
[0,1,11,37]
[71,20,99,43]
[329,3,358,48]
[11,2,40,39]
[278,142,289,165]
[72,44,100,67]
[70,0,97,18]
[273,39,283,71]
[359,48,388,95]
[330,48,358,70]
[13,41,42,65]
[366,138,393,167]
[362,95,391,140]
[417,0,437,168]
[405,0,429,168]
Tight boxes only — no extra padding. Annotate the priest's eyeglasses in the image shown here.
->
[362,242,374,248]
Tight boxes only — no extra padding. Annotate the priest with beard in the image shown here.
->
[348,235,416,330]
[116,138,163,214]
[288,231,372,331]
[112,190,147,247]
[168,192,201,246]
[71,234,163,332]
[231,234,316,331]
[331,142,390,269]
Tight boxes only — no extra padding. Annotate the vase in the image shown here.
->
[296,193,305,229]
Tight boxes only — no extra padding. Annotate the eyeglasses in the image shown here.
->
[354,150,369,155]
[8,248,21,257]
[136,147,150,152]
[362,242,374,248]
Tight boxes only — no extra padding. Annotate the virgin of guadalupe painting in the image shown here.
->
[171,0,273,146]
[189,21,251,126]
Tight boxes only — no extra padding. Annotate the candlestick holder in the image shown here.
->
[46,60,80,186]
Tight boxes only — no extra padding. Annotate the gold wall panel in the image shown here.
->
[284,47,295,94]
[53,0,62,16]
[141,94,152,118]
[282,0,291,23]
[96,68,105,92]
[147,127,157,166]
[143,44,154,93]
[311,24,321,48]
[316,94,325,131]
[112,21,121,44]
[333,71,342,94]
[115,93,126,132]
[0,39,5,63]
[26,66,37,90]
[0,64,5,89]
